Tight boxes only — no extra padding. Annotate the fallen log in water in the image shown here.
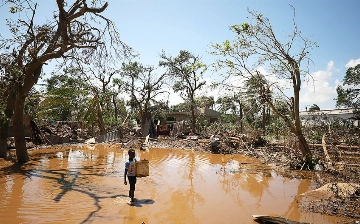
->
[252,215,309,224]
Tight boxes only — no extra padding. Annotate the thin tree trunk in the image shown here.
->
[190,102,196,133]
[112,94,118,123]
[293,69,312,161]
[262,105,266,134]
[239,102,243,133]
[140,111,146,137]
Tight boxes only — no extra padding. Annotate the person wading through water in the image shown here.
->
[124,148,137,203]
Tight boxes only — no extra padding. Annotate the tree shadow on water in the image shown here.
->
[0,158,155,224]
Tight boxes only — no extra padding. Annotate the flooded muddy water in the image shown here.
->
[0,144,352,224]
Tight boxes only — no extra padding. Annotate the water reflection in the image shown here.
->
[0,144,352,224]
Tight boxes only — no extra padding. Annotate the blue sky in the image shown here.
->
[2,0,360,110]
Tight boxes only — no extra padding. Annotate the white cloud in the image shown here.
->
[204,66,293,101]
[165,60,344,110]
[327,60,335,69]
[167,89,184,106]
[334,78,342,88]
[300,60,337,109]
[257,66,291,90]
[345,58,360,68]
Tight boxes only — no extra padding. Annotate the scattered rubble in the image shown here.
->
[300,183,360,220]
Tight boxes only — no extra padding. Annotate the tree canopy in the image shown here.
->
[211,7,317,163]
[336,64,360,113]
[160,50,207,133]
[0,0,130,161]
[117,61,169,136]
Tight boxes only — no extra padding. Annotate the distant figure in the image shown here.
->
[124,149,137,203]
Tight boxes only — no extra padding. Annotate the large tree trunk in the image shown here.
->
[141,112,152,137]
[13,95,29,162]
[11,65,43,162]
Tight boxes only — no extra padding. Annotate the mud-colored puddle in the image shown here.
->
[0,144,350,224]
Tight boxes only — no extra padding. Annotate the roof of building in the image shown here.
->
[299,108,358,119]
[166,108,222,118]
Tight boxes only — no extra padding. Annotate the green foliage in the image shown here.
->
[220,114,238,124]
[196,96,215,109]
[211,7,317,158]
[160,50,208,133]
[150,100,169,121]
[204,119,237,134]
[266,116,288,139]
[223,40,231,51]
[24,88,42,120]
[344,64,360,85]
[216,96,236,113]
[160,50,207,101]
[170,102,191,112]
[230,23,250,35]
[39,72,90,121]
[120,61,170,129]
[336,64,360,111]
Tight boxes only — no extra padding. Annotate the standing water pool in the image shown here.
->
[0,144,351,224]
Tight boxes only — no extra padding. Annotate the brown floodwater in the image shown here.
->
[0,144,352,224]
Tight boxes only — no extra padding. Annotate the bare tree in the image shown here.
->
[0,0,130,161]
[211,7,317,165]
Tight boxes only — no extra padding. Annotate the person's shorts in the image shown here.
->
[127,176,137,191]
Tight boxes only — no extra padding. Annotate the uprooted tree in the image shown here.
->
[211,7,318,165]
[0,0,130,162]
